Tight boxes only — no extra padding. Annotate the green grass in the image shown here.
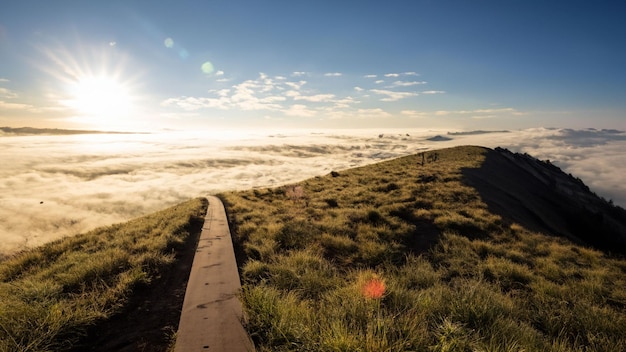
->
[0,197,207,352]
[221,146,626,351]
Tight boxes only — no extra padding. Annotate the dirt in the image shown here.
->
[71,215,205,352]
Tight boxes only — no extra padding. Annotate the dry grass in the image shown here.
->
[221,146,626,351]
[0,198,207,352]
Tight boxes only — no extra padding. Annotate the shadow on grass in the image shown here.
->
[71,202,208,352]
[461,147,626,255]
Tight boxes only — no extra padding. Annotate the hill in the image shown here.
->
[221,145,626,351]
[0,126,142,136]
[1,145,625,351]
[0,198,207,352]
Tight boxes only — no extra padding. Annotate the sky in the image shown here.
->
[1,0,625,131]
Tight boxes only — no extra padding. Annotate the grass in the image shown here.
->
[221,146,626,351]
[2,145,625,351]
[0,197,207,352]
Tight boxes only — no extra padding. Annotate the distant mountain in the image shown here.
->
[0,127,143,136]
[426,135,453,141]
[463,147,626,253]
[447,130,510,135]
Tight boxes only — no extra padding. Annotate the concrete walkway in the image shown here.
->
[175,196,255,352]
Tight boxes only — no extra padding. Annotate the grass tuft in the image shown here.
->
[221,146,626,351]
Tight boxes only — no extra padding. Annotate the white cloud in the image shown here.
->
[1,129,625,256]
[283,104,317,117]
[0,87,18,99]
[356,108,392,119]
[354,87,364,92]
[0,78,10,83]
[384,73,400,77]
[294,94,336,102]
[215,70,225,76]
[370,89,418,102]
[216,78,230,82]
[324,72,342,77]
[422,90,446,94]
[285,90,300,98]
[292,71,307,77]
[375,80,384,84]
[0,100,37,111]
[400,110,429,118]
[391,81,427,87]
[214,89,231,97]
[403,72,419,76]
[434,107,520,116]
[364,74,377,78]
[333,97,360,108]
[284,81,307,90]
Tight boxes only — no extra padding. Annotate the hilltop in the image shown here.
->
[1,145,625,351]
[221,145,626,351]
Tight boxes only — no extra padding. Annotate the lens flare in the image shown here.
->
[201,61,215,74]
[164,37,174,48]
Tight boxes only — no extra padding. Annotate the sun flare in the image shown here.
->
[65,75,133,118]
[38,43,143,129]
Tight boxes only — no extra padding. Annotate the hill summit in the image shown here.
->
[222,145,626,351]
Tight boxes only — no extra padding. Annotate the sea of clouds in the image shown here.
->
[1,127,625,255]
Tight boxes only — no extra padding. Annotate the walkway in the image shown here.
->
[175,195,255,352]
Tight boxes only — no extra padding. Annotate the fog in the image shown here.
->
[1,128,625,255]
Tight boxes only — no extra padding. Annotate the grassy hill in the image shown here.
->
[220,145,626,351]
[0,198,207,352]
[1,145,625,351]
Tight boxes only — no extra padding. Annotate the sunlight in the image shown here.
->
[64,75,133,118]
[36,42,144,130]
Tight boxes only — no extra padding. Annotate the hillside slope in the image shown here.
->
[221,145,626,351]
[462,147,626,253]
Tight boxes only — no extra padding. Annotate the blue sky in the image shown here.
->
[1,0,625,131]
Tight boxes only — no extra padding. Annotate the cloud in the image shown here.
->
[400,110,429,118]
[285,80,307,90]
[434,107,520,117]
[0,78,9,83]
[2,128,626,256]
[370,89,418,102]
[0,87,18,99]
[391,81,427,87]
[0,100,37,111]
[159,70,442,122]
[283,104,317,117]
[422,90,446,94]
[215,70,225,76]
[403,72,419,76]
[294,94,336,102]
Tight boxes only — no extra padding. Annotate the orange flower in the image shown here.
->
[362,277,386,299]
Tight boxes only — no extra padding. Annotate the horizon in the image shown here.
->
[1,127,625,256]
[1,1,625,131]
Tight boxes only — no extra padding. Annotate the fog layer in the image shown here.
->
[1,128,624,255]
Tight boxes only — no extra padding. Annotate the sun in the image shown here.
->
[37,42,144,129]
[65,75,133,119]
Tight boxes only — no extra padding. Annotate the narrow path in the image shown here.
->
[175,196,255,352]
